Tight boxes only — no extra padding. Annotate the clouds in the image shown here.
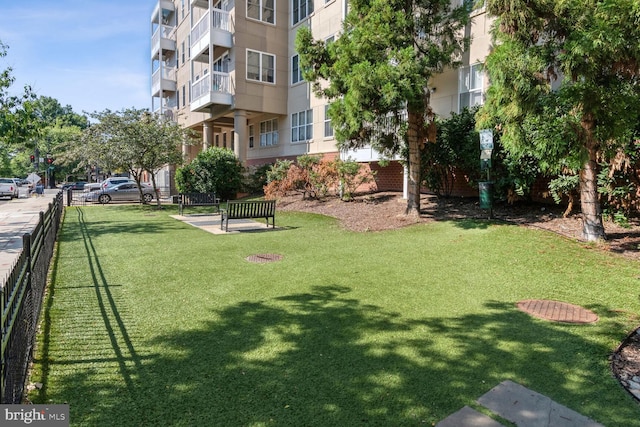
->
[0,0,152,114]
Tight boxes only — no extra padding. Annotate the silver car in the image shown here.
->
[84,177,136,192]
[82,182,156,204]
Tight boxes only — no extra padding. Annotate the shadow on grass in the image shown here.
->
[46,286,640,426]
[58,206,186,242]
[33,208,640,425]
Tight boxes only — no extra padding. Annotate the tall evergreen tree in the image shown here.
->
[478,0,640,241]
[296,0,472,215]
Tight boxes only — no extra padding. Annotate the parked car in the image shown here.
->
[81,183,156,204]
[0,178,19,199]
[84,177,143,192]
[62,181,87,191]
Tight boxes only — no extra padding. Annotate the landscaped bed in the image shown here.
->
[28,202,640,426]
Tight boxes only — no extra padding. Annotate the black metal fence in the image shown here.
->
[1,192,63,403]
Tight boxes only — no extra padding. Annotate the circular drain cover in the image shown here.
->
[517,299,598,324]
[246,253,283,263]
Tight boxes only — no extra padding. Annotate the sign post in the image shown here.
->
[478,129,494,218]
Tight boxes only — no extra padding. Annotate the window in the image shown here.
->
[291,109,313,142]
[249,125,255,148]
[247,0,275,24]
[181,42,185,64]
[293,0,313,25]
[459,63,484,111]
[260,119,279,146]
[182,85,186,107]
[223,132,227,148]
[177,88,180,109]
[247,50,275,83]
[291,54,303,84]
[324,105,333,138]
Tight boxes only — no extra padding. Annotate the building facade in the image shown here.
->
[150,0,492,196]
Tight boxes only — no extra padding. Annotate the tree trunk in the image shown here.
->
[580,115,606,241]
[580,157,605,241]
[405,110,422,216]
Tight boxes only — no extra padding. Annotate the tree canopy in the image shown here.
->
[0,41,38,149]
[76,108,196,204]
[296,0,472,214]
[477,0,640,241]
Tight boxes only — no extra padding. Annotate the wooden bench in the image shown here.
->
[220,200,276,232]
[178,192,220,215]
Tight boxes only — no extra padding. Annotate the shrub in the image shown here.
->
[264,156,375,201]
[337,159,376,201]
[421,107,481,197]
[242,163,272,195]
[175,147,242,200]
[548,174,580,217]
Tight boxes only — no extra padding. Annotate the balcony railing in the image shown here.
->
[192,72,230,101]
[152,66,177,87]
[191,9,231,47]
[152,24,176,54]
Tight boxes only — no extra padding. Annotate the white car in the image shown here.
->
[0,178,19,199]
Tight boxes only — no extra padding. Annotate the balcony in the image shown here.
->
[151,0,175,23]
[151,67,177,97]
[151,24,176,59]
[191,0,209,8]
[191,9,233,63]
[190,72,233,112]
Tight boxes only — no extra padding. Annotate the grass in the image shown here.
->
[29,204,640,426]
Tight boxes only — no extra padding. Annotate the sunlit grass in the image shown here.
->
[29,204,640,426]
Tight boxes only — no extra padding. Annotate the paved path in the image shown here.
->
[0,189,61,284]
[171,213,273,234]
[437,380,604,427]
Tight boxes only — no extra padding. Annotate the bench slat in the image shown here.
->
[178,192,220,215]
[220,200,276,231]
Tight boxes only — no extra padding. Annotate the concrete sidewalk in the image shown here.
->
[437,380,604,427]
[0,189,61,282]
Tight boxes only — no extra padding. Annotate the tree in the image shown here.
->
[477,0,640,241]
[78,108,195,205]
[0,41,39,149]
[29,97,89,185]
[296,0,472,215]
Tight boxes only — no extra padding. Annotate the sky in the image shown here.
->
[0,0,153,115]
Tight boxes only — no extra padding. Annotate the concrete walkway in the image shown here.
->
[0,189,61,283]
[437,380,604,427]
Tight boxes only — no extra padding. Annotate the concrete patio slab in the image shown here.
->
[171,214,273,234]
[476,380,604,427]
[436,406,505,427]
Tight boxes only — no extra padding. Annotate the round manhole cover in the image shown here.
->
[246,253,283,263]
[517,299,598,324]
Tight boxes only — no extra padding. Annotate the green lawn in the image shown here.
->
[30,205,640,426]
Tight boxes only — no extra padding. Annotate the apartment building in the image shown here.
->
[150,0,492,195]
